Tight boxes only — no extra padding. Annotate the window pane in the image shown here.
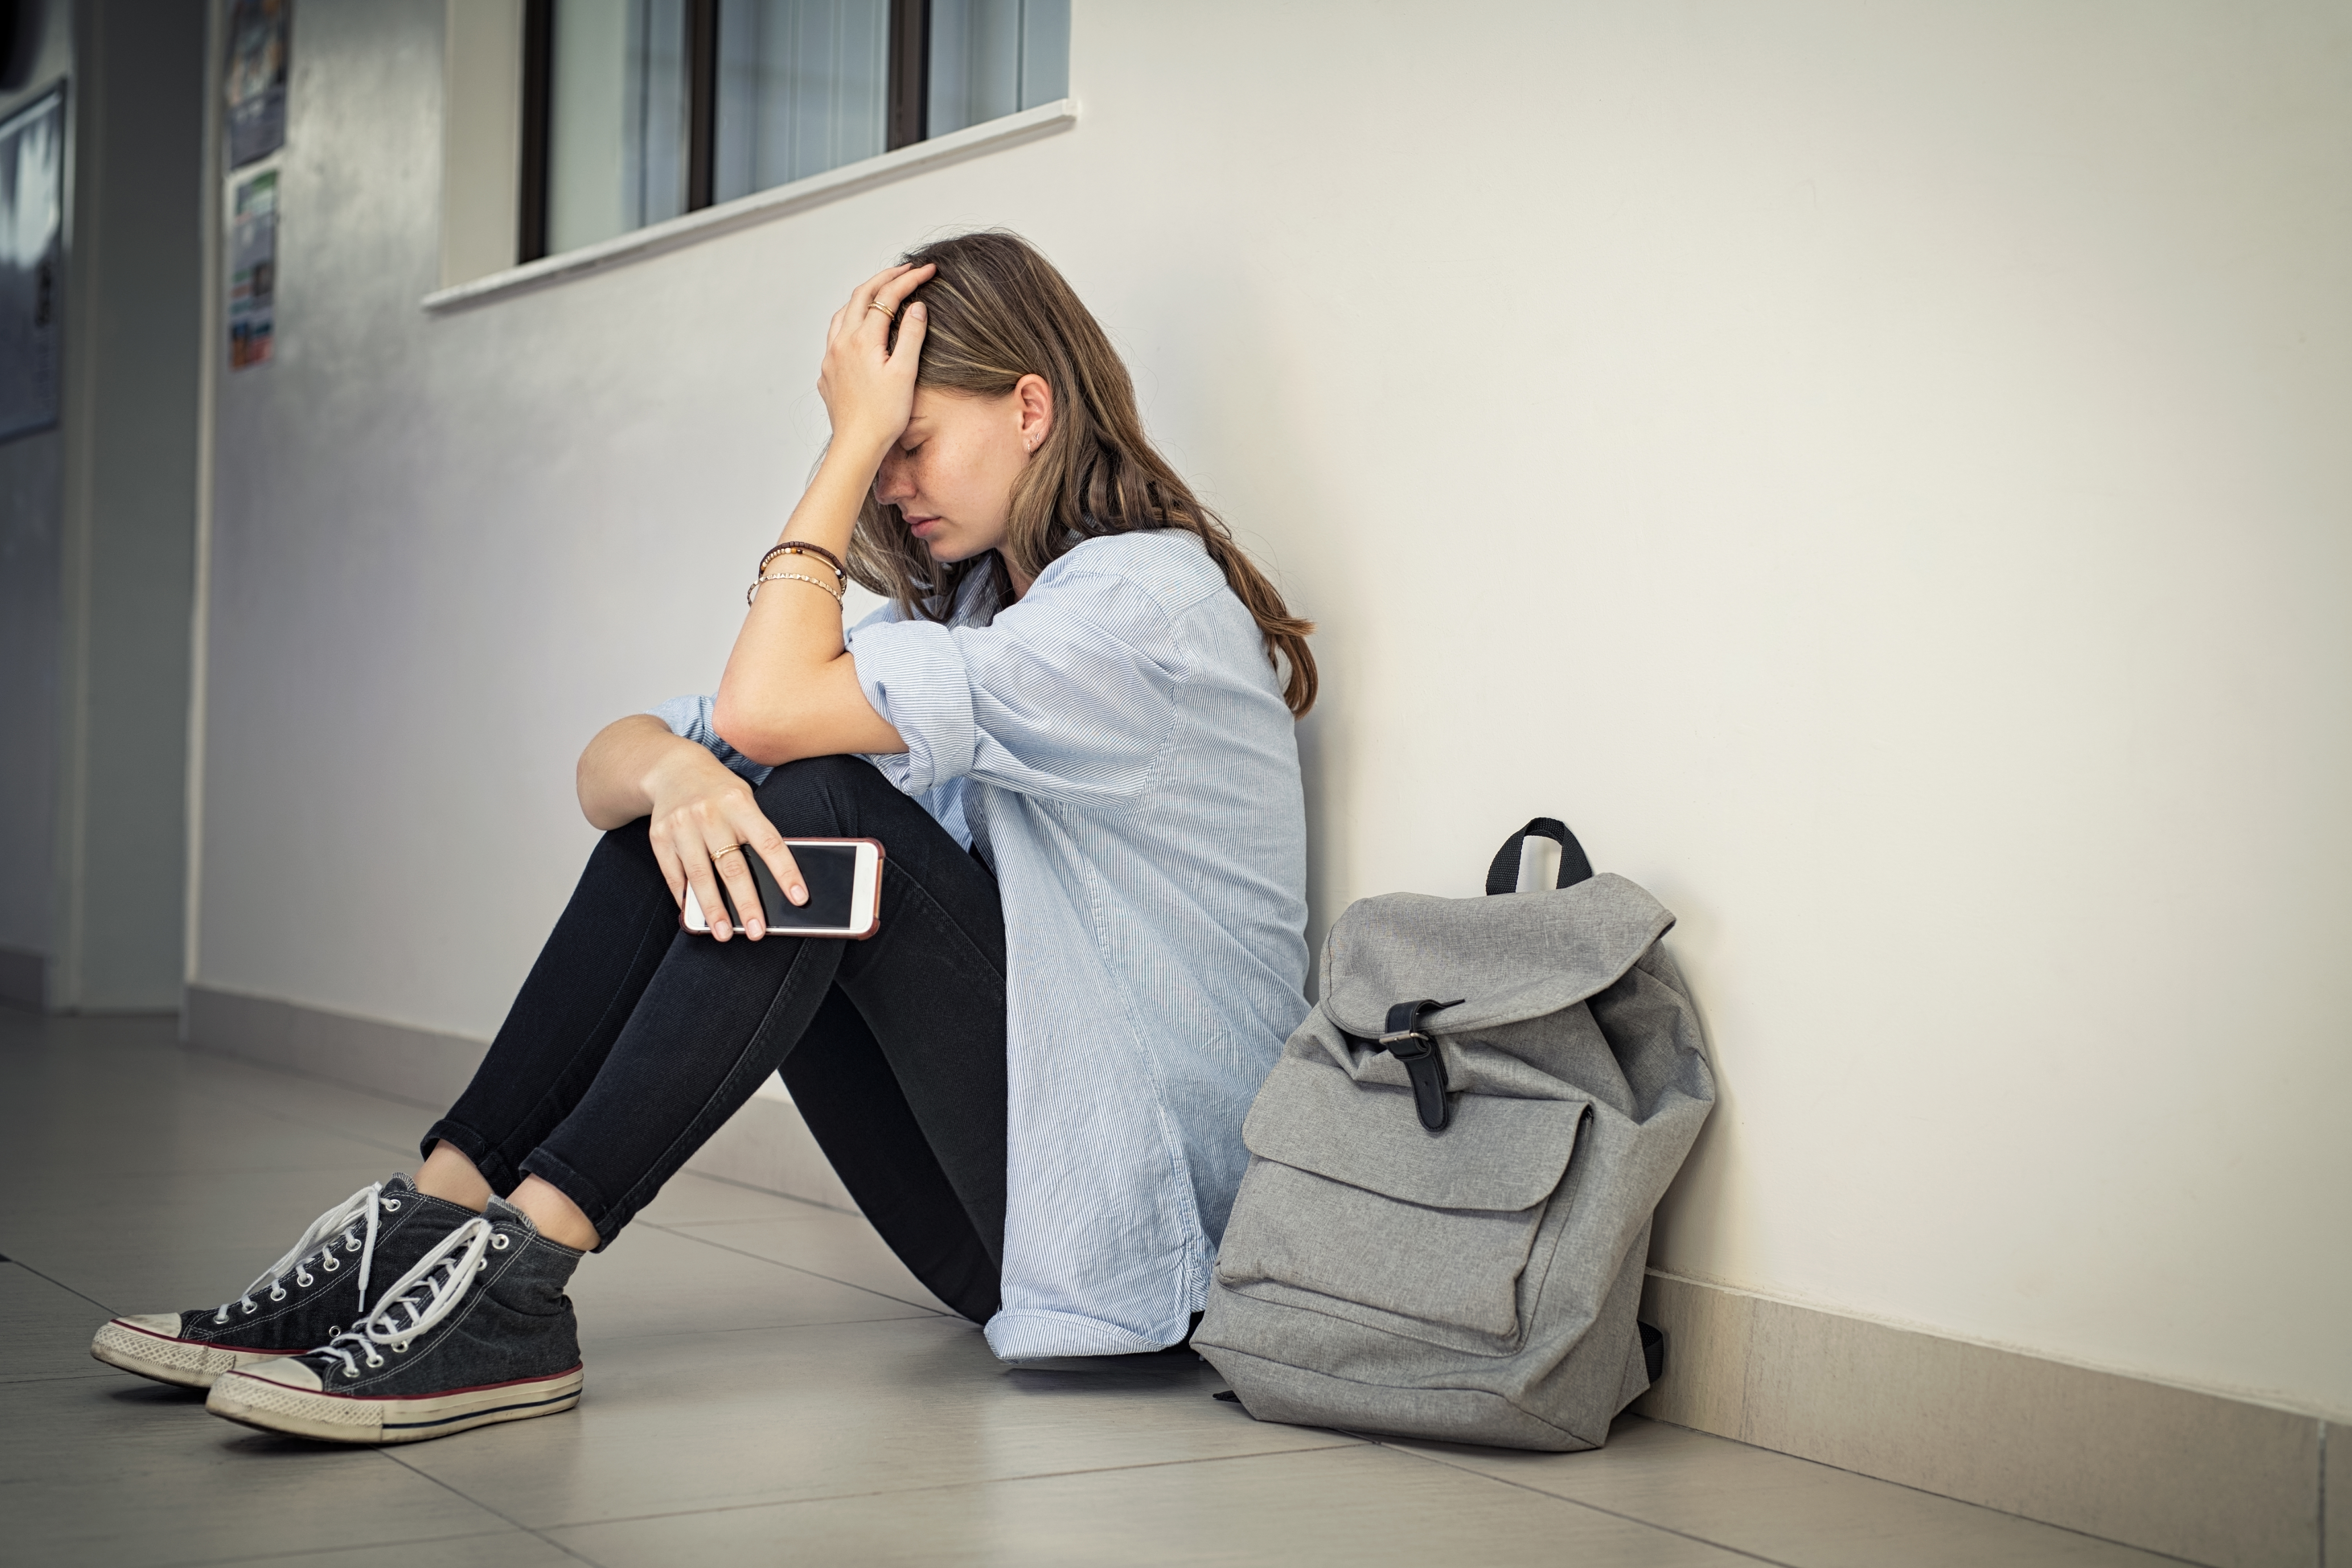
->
[929,0,1068,139]
[713,0,889,205]
[546,0,690,255]
[1017,0,1069,107]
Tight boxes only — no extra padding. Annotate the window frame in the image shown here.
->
[516,0,936,266]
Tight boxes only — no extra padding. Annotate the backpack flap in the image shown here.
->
[1320,873,1674,1045]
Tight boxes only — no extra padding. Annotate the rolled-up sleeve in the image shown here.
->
[849,567,1180,810]
[649,693,773,785]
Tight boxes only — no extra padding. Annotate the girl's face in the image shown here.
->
[871,376,1053,585]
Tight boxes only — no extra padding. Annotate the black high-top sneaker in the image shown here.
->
[206,1198,584,1444]
[90,1175,479,1390]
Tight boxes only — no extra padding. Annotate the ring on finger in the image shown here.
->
[712,844,745,861]
[865,301,894,318]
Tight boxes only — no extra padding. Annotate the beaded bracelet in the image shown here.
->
[747,570,845,607]
[758,540,847,584]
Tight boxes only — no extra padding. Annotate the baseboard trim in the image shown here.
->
[0,945,47,1011]
[180,984,859,1213]
[1634,1270,2330,1568]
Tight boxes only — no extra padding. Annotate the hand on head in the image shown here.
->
[818,262,937,457]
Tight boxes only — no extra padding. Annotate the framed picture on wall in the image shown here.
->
[0,84,64,442]
[225,0,290,168]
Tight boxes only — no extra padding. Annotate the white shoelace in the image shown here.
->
[213,1181,397,1325]
[317,1217,498,1381]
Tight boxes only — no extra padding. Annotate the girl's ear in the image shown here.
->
[1015,373,1054,454]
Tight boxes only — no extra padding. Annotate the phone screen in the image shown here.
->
[717,843,859,931]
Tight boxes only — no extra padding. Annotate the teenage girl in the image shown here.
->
[92,231,1317,1444]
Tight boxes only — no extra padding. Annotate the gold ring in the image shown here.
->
[711,844,745,861]
[865,301,894,318]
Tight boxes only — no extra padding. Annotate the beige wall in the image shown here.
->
[192,0,2352,1421]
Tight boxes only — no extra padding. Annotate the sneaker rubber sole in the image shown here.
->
[90,1315,287,1390]
[205,1358,585,1444]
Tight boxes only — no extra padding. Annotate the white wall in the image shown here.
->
[194,0,2352,1418]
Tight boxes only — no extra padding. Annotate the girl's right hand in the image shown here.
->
[815,261,935,458]
[643,744,806,941]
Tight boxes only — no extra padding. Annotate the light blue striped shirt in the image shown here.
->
[657,531,1310,1357]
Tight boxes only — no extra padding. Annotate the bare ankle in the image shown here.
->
[509,1176,600,1253]
[415,1140,493,1212]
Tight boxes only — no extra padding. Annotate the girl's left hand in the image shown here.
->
[817,261,936,459]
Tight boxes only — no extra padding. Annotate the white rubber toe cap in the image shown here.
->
[238,1355,325,1392]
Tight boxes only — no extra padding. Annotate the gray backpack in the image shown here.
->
[1195,819,1716,1452]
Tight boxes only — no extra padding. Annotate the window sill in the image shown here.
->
[422,97,1078,314]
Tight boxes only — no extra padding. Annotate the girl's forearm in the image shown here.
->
[711,441,902,764]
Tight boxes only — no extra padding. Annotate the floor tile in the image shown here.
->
[0,1260,118,1383]
[0,1158,410,1313]
[171,1050,439,1160]
[552,1442,1757,1567]
[394,1315,1352,1530]
[0,1372,513,1568]
[1390,1415,2185,1567]
[0,1054,409,1183]
[631,1170,815,1227]
[641,1210,954,1314]
[572,1221,941,1341]
[187,1526,584,1568]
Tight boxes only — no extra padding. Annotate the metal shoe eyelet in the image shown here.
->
[295,1270,313,1287]
[241,1301,257,1314]
[269,1287,287,1302]
[343,1366,358,1379]
[474,1259,487,1272]
[344,1236,361,1252]
[383,1198,401,1211]
[392,1340,410,1354]
[321,1256,340,1272]
[490,1233,511,1251]
[328,1326,342,1338]
[213,1311,229,1325]
[364,1355,384,1369]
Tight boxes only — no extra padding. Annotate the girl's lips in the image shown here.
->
[906,516,941,537]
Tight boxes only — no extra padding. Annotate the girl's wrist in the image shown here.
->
[641,732,721,805]
[824,423,902,479]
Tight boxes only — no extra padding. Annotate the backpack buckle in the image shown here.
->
[1377,999,1463,1132]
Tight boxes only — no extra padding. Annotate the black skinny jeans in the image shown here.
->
[423,756,1009,1324]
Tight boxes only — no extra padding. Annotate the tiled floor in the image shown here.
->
[2,1011,2185,1567]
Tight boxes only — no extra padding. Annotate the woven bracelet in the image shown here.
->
[758,540,847,584]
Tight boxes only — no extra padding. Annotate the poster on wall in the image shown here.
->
[225,0,290,167]
[228,171,277,369]
[0,85,64,442]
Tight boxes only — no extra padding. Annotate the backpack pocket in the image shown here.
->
[1214,1055,1589,1343]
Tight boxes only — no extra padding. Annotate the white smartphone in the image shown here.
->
[681,837,884,940]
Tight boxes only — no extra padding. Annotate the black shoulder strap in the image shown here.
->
[1485,817,1594,895]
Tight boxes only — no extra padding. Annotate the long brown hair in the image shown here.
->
[850,231,1317,717]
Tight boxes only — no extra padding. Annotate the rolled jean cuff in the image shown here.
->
[517,1146,618,1252]
[419,1116,518,1196]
